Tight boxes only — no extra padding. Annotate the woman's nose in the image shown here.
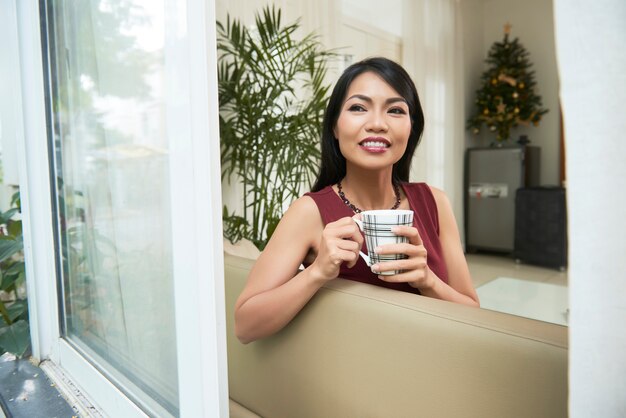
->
[365,112,388,132]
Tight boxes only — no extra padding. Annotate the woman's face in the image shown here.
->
[334,71,412,173]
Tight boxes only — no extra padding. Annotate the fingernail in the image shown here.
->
[371,264,379,273]
[374,246,381,254]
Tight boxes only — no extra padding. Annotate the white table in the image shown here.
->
[476,277,569,326]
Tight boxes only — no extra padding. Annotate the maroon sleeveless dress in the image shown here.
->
[303,183,448,295]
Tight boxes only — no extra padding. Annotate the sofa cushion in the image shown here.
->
[225,254,567,418]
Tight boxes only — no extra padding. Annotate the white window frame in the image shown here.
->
[12,0,229,417]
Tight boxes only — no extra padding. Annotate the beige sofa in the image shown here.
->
[224,254,568,418]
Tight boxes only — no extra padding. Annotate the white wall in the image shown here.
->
[341,0,403,38]
[338,17,402,64]
[215,0,287,29]
[463,0,561,186]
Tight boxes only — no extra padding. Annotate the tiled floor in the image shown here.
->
[466,252,568,288]
[466,252,569,325]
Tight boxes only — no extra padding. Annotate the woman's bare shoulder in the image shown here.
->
[287,195,321,217]
[268,195,323,245]
[426,185,451,207]
[244,195,322,288]
[283,196,322,224]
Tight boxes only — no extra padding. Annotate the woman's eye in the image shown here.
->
[389,107,407,115]
[348,104,366,112]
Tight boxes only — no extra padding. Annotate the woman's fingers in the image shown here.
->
[326,218,363,244]
[368,226,429,287]
[315,217,364,276]
[378,269,429,284]
[392,225,423,245]
[335,234,362,268]
[336,238,361,251]
[327,217,364,262]
[323,238,360,270]
[373,257,427,273]
[375,242,425,257]
[327,246,359,266]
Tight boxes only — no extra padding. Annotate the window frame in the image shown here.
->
[13,0,229,416]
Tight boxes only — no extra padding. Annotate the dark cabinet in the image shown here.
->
[514,187,568,270]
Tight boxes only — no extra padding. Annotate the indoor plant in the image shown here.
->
[217,6,334,250]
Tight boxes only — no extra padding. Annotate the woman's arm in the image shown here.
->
[371,187,479,307]
[234,196,363,343]
[419,187,479,306]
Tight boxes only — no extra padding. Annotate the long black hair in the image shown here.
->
[311,57,425,192]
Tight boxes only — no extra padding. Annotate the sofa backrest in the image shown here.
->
[224,254,568,418]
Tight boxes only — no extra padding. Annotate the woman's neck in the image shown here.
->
[340,167,397,211]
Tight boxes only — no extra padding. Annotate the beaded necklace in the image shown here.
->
[336,180,401,213]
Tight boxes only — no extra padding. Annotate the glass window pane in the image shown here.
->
[42,0,177,415]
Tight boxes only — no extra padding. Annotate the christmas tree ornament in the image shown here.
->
[498,73,517,86]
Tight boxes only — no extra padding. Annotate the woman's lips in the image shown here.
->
[359,138,390,153]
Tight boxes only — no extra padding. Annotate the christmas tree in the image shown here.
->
[467,24,548,143]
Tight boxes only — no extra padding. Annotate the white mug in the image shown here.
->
[353,209,414,275]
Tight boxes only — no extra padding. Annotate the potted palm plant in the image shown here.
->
[217,6,334,250]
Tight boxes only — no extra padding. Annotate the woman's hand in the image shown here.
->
[370,225,435,290]
[310,217,363,282]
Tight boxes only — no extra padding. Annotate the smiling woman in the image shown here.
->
[234,57,479,344]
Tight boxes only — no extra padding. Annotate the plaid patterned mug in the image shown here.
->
[353,209,414,276]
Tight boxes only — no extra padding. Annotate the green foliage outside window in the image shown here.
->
[0,190,29,358]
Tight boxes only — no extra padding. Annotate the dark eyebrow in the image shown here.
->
[345,94,408,106]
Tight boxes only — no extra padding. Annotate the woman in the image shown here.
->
[235,57,479,344]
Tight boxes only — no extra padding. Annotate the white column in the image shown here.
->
[553,1,626,415]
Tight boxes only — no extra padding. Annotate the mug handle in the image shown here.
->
[353,218,371,266]
[353,217,363,231]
